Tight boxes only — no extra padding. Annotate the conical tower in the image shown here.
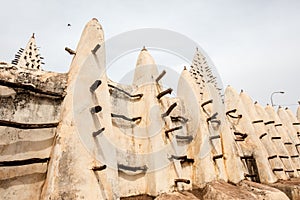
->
[132,47,159,86]
[11,33,44,70]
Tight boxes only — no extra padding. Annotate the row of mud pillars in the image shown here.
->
[226,108,300,182]
[263,120,300,178]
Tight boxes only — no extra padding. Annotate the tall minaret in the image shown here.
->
[132,47,159,86]
[11,33,44,70]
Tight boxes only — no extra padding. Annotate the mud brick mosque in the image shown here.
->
[1,18,300,199]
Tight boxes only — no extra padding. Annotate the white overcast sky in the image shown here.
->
[0,0,299,111]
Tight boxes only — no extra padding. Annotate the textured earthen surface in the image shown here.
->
[0,65,67,199]
[1,18,300,199]
[269,179,300,199]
